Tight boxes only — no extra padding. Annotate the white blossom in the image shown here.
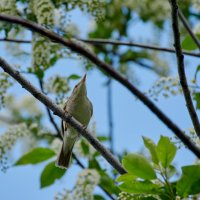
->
[0,0,17,15]
[29,0,55,25]
[0,123,31,172]
[54,169,100,200]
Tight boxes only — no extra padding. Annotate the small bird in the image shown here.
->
[56,74,93,169]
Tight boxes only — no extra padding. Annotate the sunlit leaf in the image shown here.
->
[40,161,66,188]
[156,136,176,168]
[177,165,200,197]
[143,136,159,164]
[15,148,56,165]
[122,154,156,180]
[119,180,161,195]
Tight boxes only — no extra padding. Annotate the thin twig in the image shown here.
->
[0,38,30,43]
[178,9,200,50]
[0,57,126,174]
[38,79,61,138]
[107,78,114,154]
[169,0,200,137]
[79,38,200,58]
[132,60,154,71]
[0,14,199,159]
[0,37,200,58]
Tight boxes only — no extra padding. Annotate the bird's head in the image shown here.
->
[72,74,87,98]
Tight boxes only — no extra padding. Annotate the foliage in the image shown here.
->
[117,136,200,200]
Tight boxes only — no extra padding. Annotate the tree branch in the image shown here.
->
[0,14,200,159]
[169,0,200,137]
[79,38,200,58]
[178,9,200,50]
[107,78,114,154]
[0,57,126,174]
[0,37,200,58]
[0,38,30,43]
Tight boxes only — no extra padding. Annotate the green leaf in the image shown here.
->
[143,136,159,164]
[122,154,156,180]
[15,148,56,165]
[94,194,105,200]
[182,34,200,51]
[194,92,200,110]
[80,139,90,155]
[35,69,44,80]
[68,74,81,80]
[119,180,161,195]
[177,165,200,197]
[89,158,102,171]
[40,161,66,188]
[116,173,136,182]
[97,136,109,142]
[99,171,120,195]
[156,136,176,168]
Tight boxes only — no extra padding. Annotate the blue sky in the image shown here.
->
[0,8,200,200]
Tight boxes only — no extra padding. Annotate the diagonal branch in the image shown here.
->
[169,0,200,137]
[0,14,200,159]
[178,9,200,50]
[0,57,126,174]
[0,37,200,58]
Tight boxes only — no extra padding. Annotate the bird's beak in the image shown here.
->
[82,74,87,82]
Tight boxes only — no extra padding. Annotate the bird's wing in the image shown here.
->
[61,101,69,138]
[89,99,93,117]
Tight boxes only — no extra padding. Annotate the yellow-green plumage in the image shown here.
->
[56,75,93,169]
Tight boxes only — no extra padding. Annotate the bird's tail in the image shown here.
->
[55,142,74,169]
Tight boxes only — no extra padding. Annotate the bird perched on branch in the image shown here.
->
[56,74,93,169]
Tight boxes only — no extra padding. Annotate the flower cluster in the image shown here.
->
[73,169,100,200]
[4,95,42,118]
[147,76,181,101]
[55,169,100,200]
[0,0,17,16]
[29,0,55,25]
[44,75,70,104]
[0,72,13,109]
[118,192,161,200]
[31,33,62,73]
[0,123,31,172]
[147,76,199,101]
